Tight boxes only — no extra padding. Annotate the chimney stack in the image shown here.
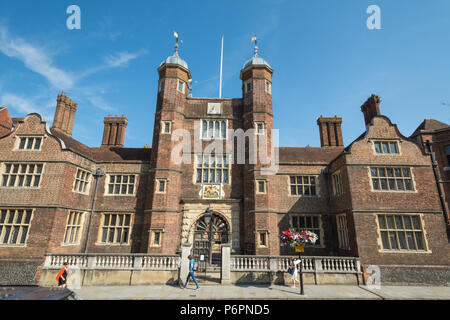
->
[317,116,344,147]
[102,115,128,147]
[361,94,381,126]
[52,92,77,136]
[0,107,13,138]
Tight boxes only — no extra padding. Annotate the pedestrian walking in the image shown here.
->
[180,255,199,290]
[56,262,70,288]
[288,257,301,288]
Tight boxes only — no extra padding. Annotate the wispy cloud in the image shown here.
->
[0,26,75,90]
[0,93,52,121]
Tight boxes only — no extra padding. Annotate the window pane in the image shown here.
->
[0,210,6,223]
[402,168,410,177]
[125,215,131,226]
[2,175,8,187]
[110,215,116,226]
[387,216,394,229]
[380,179,388,190]
[290,177,295,184]
[108,228,114,242]
[398,232,407,249]
[203,169,208,182]
[101,228,108,242]
[110,176,115,183]
[415,232,424,250]
[388,179,396,190]
[223,170,229,183]
[389,232,398,249]
[389,142,398,153]
[202,121,207,138]
[8,175,16,187]
[313,217,319,228]
[209,169,215,182]
[405,179,412,190]
[303,176,309,184]
[26,139,34,150]
[304,186,310,195]
[34,138,42,150]
[374,142,381,153]
[310,177,315,185]
[372,179,379,190]
[380,231,389,249]
[299,217,305,228]
[129,175,135,183]
[24,211,32,224]
[121,185,127,194]
[115,185,120,194]
[292,217,298,229]
[5,164,11,174]
[395,216,403,229]
[27,165,34,173]
[11,226,19,243]
[123,228,129,243]
[209,122,213,138]
[221,121,227,138]
[289,186,296,195]
[297,185,303,195]
[397,180,404,190]
[378,216,386,229]
[379,168,386,177]
[20,226,28,244]
[36,164,42,174]
[33,176,40,187]
[382,143,389,153]
[306,216,312,228]
[387,168,394,177]
[108,185,114,194]
[104,215,110,226]
[404,216,412,229]
[116,228,122,243]
[19,138,26,149]
[18,175,24,187]
[128,185,134,194]
[370,168,378,177]
[310,186,316,196]
[394,168,401,177]
[15,210,23,224]
[406,232,415,249]
[411,216,420,229]
[217,170,222,183]
[2,226,11,243]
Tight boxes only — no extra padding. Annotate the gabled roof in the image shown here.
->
[410,119,449,137]
[50,128,151,162]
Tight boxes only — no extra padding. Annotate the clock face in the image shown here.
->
[207,103,221,115]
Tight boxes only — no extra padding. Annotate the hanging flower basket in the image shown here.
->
[280,229,318,247]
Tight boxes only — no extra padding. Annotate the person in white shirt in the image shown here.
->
[288,257,301,288]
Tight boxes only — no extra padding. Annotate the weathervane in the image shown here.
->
[173,31,183,54]
[251,35,261,57]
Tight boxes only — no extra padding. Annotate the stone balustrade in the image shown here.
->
[231,255,361,274]
[44,253,180,270]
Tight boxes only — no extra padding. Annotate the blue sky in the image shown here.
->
[0,0,449,148]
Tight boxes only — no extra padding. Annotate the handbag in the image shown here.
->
[287,267,294,275]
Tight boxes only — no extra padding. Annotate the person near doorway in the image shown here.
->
[56,262,69,288]
[288,257,301,288]
[180,255,199,290]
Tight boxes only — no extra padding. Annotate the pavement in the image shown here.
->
[69,284,450,300]
[0,286,75,300]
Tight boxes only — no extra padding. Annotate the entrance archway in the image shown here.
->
[193,213,229,267]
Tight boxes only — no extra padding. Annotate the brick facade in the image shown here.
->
[0,47,448,285]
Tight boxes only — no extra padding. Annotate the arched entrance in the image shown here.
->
[193,213,229,267]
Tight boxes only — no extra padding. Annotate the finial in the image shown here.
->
[251,35,259,57]
[173,31,182,55]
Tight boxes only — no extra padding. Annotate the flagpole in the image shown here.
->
[219,36,224,98]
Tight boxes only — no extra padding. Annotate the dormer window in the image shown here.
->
[373,141,399,154]
[16,136,43,151]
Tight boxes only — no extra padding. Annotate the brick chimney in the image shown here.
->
[361,94,381,126]
[102,115,128,147]
[51,92,77,136]
[0,107,13,138]
[317,116,344,147]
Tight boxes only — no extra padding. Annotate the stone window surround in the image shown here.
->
[62,211,85,246]
[332,170,343,196]
[200,119,228,140]
[149,228,164,247]
[287,175,320,197]
[371,138,402,155]
[96,212,133,246]
[255,179,267,194]
[289,213,325,248]
[177,80,186,93]
[104,173,137,197]
[72,168,92,195]
[161,120,172,134]
[194,154,231,185]
[14,135,45,151]
[0,208,34,247]
[0,163,44,189]
[244,79,252,93]
[265,80,272,94]
[255,229,269,248]
[336,213,350,250]
[155,178,169,194]
[375,213,431,253]
[368,166,416,193]
[254,121,265,135]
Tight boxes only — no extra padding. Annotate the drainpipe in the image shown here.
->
[84,168,105,254]
[425,141,449,229]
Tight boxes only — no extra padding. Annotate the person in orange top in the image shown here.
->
[56,262,69,288]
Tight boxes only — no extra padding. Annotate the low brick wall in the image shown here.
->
[378,266,450,286]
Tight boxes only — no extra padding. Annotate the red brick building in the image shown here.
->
[0,44,448,285]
